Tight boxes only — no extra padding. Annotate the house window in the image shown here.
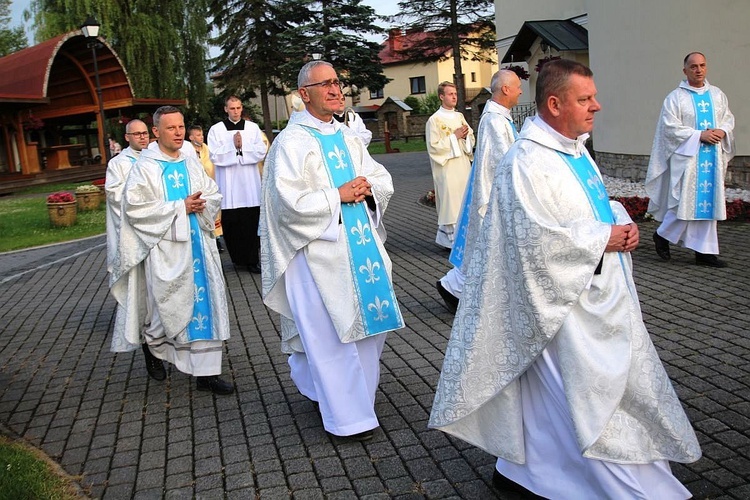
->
[471,72,476,83]
[410,76,426,94]
[369,88,384,99]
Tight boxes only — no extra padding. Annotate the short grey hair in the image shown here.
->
[298,61,334,89]
[153,106,182,127]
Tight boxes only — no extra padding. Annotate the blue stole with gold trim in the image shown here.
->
[690,90,718,219]
[158,159,213,341]
[305,128,403,336]
[449,117,518,268]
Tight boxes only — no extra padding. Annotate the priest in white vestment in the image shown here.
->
[437,70,522,312]
[260,61,404,441]
[429,60,701,499]
[208,96,269,274]
[646,52,735,268]
[111,106,234,395]
[426,82,475,248]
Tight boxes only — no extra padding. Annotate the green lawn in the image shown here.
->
[0,436,83,500]
[0,194,106,253]
[368,138,427,155]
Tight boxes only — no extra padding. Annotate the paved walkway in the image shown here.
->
[0,152,748,499]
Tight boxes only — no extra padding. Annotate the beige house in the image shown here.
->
[358,29,498,110]
[494,0,749,187]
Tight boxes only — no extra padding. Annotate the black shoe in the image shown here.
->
[327,428,376,442]
[196,375,235,395]
[216,240,224,253]
[653,232,670,261]
[436,280,459,314]
[492,470,547,499]
[695,252,727,268]
[247,264,262,274]
[142,344,166,381]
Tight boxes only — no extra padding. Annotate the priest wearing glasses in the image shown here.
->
[260,61,403,442]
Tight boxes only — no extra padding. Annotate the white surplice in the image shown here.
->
[440,101,517,297]
[110,147,230,375]
[646,80,735,253]
[426,106,475,248]
[429,117,701,496]
[260,110,400,435]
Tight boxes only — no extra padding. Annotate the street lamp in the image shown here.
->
[81,16,109,163]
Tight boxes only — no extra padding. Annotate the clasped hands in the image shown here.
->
[700,128,725,145]
[606,223,639,253]
[339,176,372,203]
[454,124,470,140]
[233,131,242,149]
[185,191,206,214]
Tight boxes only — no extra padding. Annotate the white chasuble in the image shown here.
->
[110,148,230,351]
[429,117,701,465]
[646,80,735,222]
[426,107,475,226]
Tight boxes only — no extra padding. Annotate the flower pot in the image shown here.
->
[76,192,100,212]
[47,201,77,227]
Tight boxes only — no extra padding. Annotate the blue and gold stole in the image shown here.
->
[449,117,518,268]
[690,90,719,219]
[158,158,213,341]
[305,128,403,336]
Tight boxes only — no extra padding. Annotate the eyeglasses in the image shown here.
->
[302,79,343,90]
[126,132,149,138]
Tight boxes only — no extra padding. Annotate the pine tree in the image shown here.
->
[394,0,495,112]
[26,0,211,119]
[0,0,28,57]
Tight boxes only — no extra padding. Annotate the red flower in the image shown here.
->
[47,191,75,203]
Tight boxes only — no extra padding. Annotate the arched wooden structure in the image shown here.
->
[0,30,183,189]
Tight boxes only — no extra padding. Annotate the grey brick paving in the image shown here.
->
[0,151,749,498]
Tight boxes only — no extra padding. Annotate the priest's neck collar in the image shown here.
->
[534,116,589,155]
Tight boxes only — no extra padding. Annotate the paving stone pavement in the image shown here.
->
[0,151,748,500]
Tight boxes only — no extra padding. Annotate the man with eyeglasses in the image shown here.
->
[207,96,269,274]
[105,120,154,374]
[260,61,403,442]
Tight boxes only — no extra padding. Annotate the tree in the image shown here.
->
[394,0,495,113]
[0,0,28,57]
[25,0,211,120]
[277,0,389,94]
[210,0,303,140]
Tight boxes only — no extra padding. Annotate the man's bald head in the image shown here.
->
[124,119,149,151]
[490,70,523,109]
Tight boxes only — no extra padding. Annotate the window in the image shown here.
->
[369,88,384,99]
[471,72,476,83]
[410,76,426,94]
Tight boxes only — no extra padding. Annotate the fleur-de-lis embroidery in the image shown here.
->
[700,160,713,173]
[700,179,712,194]
[587,173,607,200]
[359,258,381,284]
[699,200,712,213]
[697,100,710,113]
[367,296,390,321]
[192,313,208,330]
[168,169,184,189]
[328,145,347,170]
[702,145,713,154]
[699,119,712,130]
[454,244,464,261]
[194,283,206,303]
[193,258,201,273]
[350,219,372,245]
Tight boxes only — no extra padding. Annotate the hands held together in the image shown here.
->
[185,191,206,214]
[606,223,639,253]
[700,128,725,144]
[454,124,470,140]
[338,176,372,203]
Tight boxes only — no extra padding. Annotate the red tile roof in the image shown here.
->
[0,33,70,100]
[378,30,451,65]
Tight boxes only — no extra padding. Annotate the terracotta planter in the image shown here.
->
[47,201,77,227]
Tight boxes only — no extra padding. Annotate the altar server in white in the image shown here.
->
[260,61,404,441]
[436,70,522,312]
[426,82,475,248]
[646,52,734,268]
[111,106,234,395]
[208,96,269,273]
[430,60,701,499]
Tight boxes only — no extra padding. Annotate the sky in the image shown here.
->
[9,0,402,45]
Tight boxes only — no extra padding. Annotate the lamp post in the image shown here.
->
[81,16,109,163]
